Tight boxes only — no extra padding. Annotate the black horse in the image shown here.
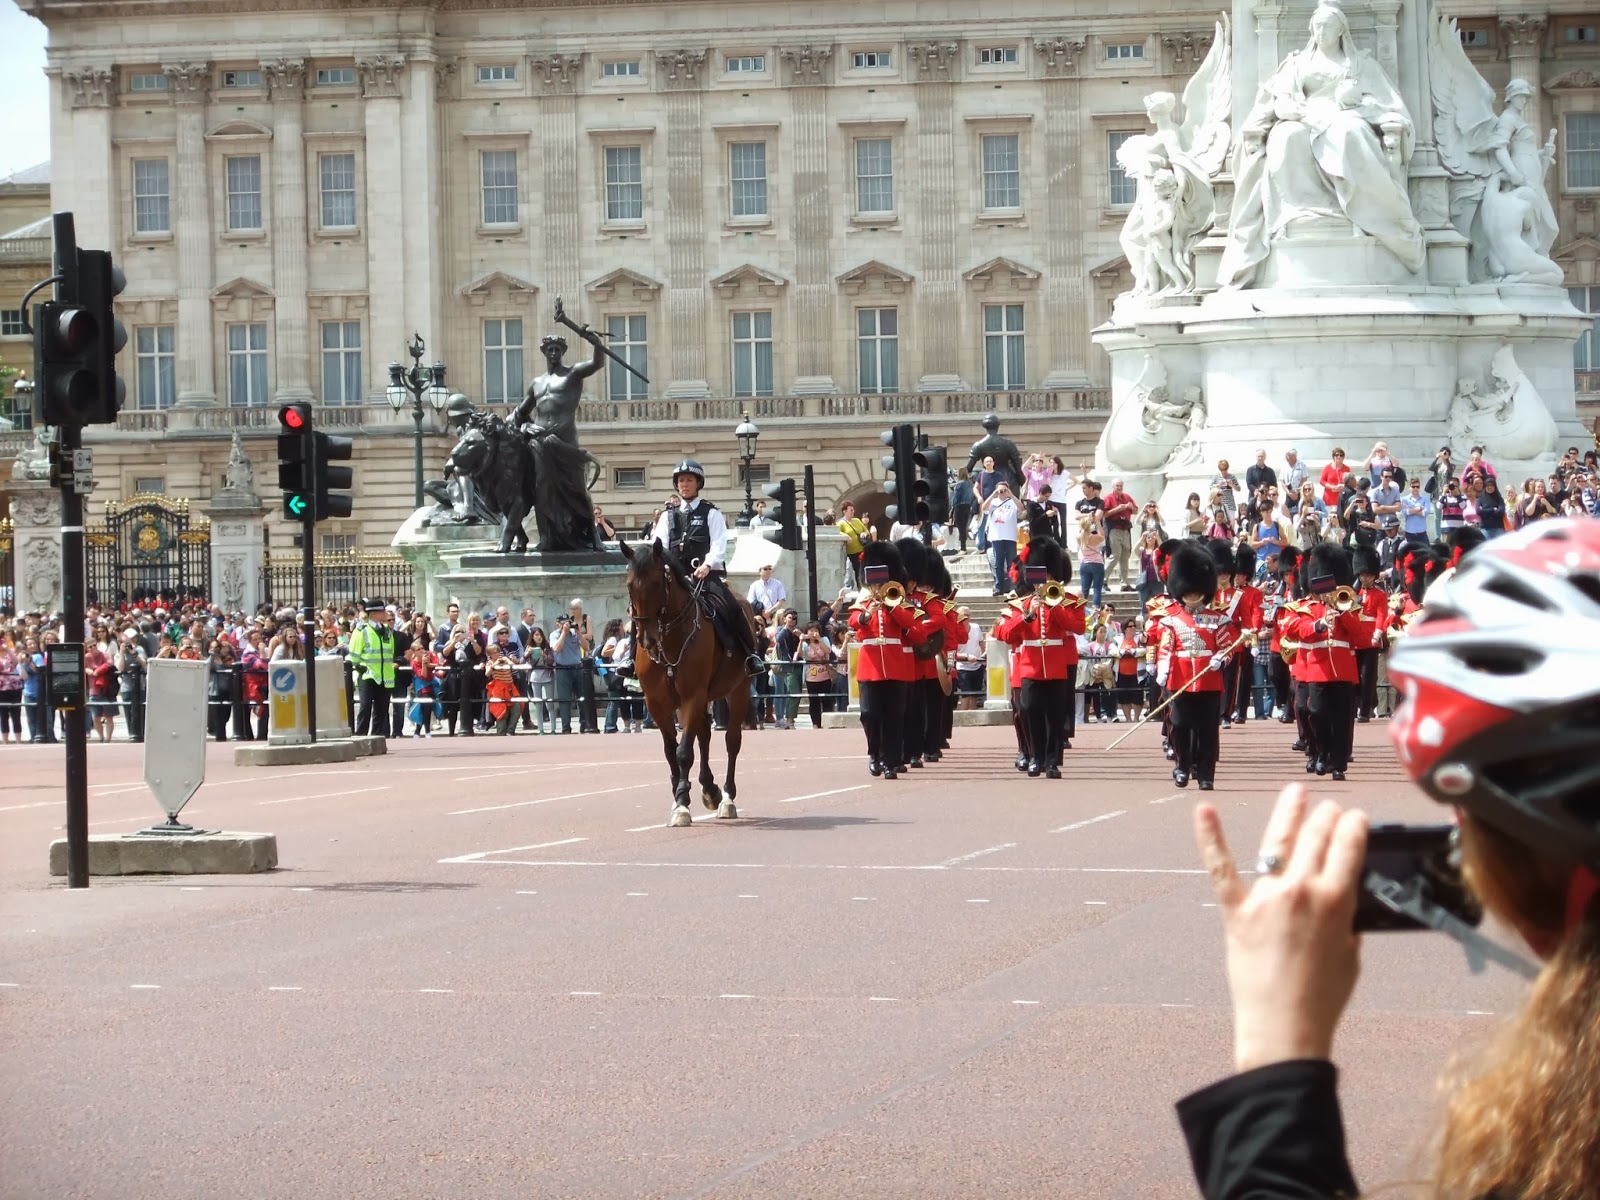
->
[447,418,537,553]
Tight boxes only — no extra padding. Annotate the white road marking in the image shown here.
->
[1012,999,1040,1006]
[779,785,870,804]
[258,786,390,806]
[626,892,649,897]
[626,809,727,831]
[515,890,538,895]
[1084,900,1108,906]
[130,984,160,990]
[1466,1010,1494,1016]
[449,782,651,816]
[291,887,316,892]
[419,988,453,994]
[938,842,1017,867]
[0,982,18,988]
[737,894,758,899]
[268,986,302,992]
[180,886,204,891]
[446,858,1210,875]
[1149,794,1181,805]
[1050,810,1127,834]
[852,897,875,902]
[966,898,990,904]
[452,770,531,784]
[869,996,899,1002]
[1160,1003,1194,1009]
[570,991,602,996]
[720,993,753,999]
[438,837,587,864]
[0,801,58,813]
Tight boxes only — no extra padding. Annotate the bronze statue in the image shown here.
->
[422,395,498,527]
[964,412,1025,493]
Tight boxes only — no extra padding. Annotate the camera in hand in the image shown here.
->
[1354,823,1482,934]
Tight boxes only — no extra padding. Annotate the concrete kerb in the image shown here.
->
[821,708,1011,729]
[49,832,279,876]
[235,740,359,766]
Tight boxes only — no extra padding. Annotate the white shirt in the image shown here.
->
[985,498,1019,542]
[746,574,787,611]
[650,497,729,570]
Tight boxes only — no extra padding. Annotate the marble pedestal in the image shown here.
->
[3,479,65,614]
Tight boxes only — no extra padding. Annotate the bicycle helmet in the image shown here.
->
[1388,519,1600,870]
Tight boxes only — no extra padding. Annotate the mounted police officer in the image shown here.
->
[650,459,764,676]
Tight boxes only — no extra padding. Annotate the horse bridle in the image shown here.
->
[633,570,702,679]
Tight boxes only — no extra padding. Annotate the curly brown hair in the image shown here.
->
[1429,817,1600,1199]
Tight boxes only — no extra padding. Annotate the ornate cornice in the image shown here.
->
[654,48,707,89]
[1033,36,1085,78]
[529,53,583,94]
[63,66,116,109]
[435,56,458,100]
[357,54,406,99]
[1547,68,1600,91]
[162,61,211,105]
[1498,14,1546,53]
[260,58,306,102]
[907,42,960,82]
[778,44,832,86]
[1161,30,1213,69]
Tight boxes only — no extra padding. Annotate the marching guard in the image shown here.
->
[1264,547,1297,725]
[894,538,955,770]
[849,540,926,780]
[1352,546,1389,722]
[1154,543,1236,790]
[1282,543,1368,780]
[995,537,1087,778]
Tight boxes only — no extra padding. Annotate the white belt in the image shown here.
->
[1174,650,1214,659]
[1020,639,1066,647]
[1299,639,1352,650]
[859,638,911,650]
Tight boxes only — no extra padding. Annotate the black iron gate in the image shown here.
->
[85,495,212,607]
[259,549,414,611]
[0,517,13,612]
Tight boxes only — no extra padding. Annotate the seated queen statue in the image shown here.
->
[1219,0,1425,288]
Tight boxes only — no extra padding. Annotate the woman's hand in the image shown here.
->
[1194,785,1368,1074]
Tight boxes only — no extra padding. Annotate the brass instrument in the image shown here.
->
[1036,580,1067,607]
[1329,585,1359,613]
[874,581,906,609]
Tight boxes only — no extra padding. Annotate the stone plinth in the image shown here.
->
[49,831,278,875]
[236,740,358,766]
[3,479,64,614]
[205,499,268,614]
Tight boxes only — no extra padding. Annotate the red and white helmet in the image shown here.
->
[1388,519,1600,870]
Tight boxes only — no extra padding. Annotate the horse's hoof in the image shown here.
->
[670,805,693,827]
[717,800,738,820]
[701,785,722,811]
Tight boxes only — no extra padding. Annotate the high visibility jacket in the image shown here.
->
[348,621,397,687]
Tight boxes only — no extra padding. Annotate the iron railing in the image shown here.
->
[260,549,415,611]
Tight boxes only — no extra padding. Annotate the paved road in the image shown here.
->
[0,720,1526,1199]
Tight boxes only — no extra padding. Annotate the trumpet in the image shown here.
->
[1035,580,1068,608]
[1329,585,1359,613]
[873,581,906,609]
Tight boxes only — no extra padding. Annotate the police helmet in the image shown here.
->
[672,459,706,487]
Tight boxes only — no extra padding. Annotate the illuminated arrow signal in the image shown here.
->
[284,492,309,519]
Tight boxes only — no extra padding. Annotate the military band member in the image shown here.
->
[926,553,965,760]
[1352,545,1389,722]
[1228,544,1265,724]
[1282,543,1366,780]
[1265,547,1299,724]
[995,538,1086,778]
[894,537,948,770]
[1207,541,1246,730]
[849,540,926,780]
[1155,544,1235,790]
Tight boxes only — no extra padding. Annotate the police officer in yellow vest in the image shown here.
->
[349,598,397,737]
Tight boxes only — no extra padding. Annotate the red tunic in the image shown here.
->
[1155,607,1227,693]
[996,594,1088,681]
[849,601,925,683]
[1284,604,1364,683]
[1358,586,1389,650]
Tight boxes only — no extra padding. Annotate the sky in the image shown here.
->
[0,1,52,178]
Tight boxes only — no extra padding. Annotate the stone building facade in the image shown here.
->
[8,0,1600,553]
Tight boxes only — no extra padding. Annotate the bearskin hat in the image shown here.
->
[1167,542,1219,605]
[861,538,908,587]
[1447,525,1487,568]
[1235,543,1260,582]
[1395,543,1434,604]
[894,536,931,586]
[1027,536,1068,585]
[1207,538,1238,580]
[1156,538,1186,583]
[1307,542,1355,592]
[926,551,954,598]
[1276,546,1302,598]
[1350,544,1381,578]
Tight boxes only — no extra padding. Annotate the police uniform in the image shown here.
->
[1156,544,1232,790]
[349,598,397,737]
[849,541,925,779]
[994,538,1086,778]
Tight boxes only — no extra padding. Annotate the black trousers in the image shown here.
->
[918,677,945,758]
[1270,656,1291,718]
[1307,680,1356,770]
[1020,677,1071,768]
[1227,656,1254,723]
[1294,678,1315,755]
[900,675,926,765]
[1010,686,1029,759]
[1355,649,1379,719]
[1170,690,1222,781]
[357,678,392,737]
[859,679,907,771]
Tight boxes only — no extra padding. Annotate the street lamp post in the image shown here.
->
[7,375,35,432]
[735,410,760,527]
[386,333,450,508]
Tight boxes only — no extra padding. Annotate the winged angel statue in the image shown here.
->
[1430,13,1562,286]
[1117,16,1231,297]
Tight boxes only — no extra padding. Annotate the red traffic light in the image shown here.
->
[278,402,310,431]
[54,308,98,354]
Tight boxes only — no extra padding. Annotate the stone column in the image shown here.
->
[401,57,444,354]
[164,61,216,407]
[5,481,65,615]
[205,435,268,613]
[359,56,408,401]
[657,49,711,399]
[262,59,313,404]
[1035,37,1088,389]
[908,42,964,392]
[781,46,837,395]
[1500,16,1547,136]
[57,67,117,250]
[530,55,584,311]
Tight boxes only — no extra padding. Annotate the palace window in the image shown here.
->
[731,310,774,398]
[605,315,648,402]
[132,158,170,234]
[319,153,357,228]
[483,318,524,406]
[613,467,647,489]
[602,60,640,77]
[604,146,643,222]
[726,56,766,73]
[321,321,363,406]
[729,142,768,219]
[978,46,1018,64]
[1459,28,1490,48]
[1108,131,1139,206]
[853,51,892,69]
[225,155,262,231]
[477,64,517,83]
[0,309,24,337]
[1105,43,1145,61]
[134,326,176,410]
[857,308,900,394]
[135,478,165,494]
[1564,25,1597,43]
[226,322,269,407]
[1572,286,1600,395]
[983,304,1025,392]
[855,138,894,213]
[316,67,355,86]
[220,69,261,88]
[981,134,1021,210]
[1568,113,1600,189]
[128,73,168,92]
[480,150,519,225]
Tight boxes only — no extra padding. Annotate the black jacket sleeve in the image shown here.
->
[1175,1060,1359,1200]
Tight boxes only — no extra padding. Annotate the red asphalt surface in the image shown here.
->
[0,719,1526,1200]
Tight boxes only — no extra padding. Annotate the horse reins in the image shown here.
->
[635,572,702,679]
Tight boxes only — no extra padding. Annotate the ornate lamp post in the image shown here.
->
[386,333,450,508]
[734,410,760,527]
[7,374,34,431]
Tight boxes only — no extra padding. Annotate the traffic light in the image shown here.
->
[312,430,355,520]
[32,248,126,426]
[879,423,916,523]
[913,444,951,524]
[761,477,801,552]
[277,403,314,520]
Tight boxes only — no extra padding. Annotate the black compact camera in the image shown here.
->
[1354,823,1482,934]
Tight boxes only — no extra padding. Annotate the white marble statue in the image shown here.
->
[1448,344,1559,462]
[1099,353,1208,472]
[1219,0,1424,288]
[1116,16,1232,297]
[1431,19,1562,287]
[12,427,51,481]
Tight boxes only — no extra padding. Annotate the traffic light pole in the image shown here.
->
[803,465,819,618]
[60,420,90,888]
[301,513,319,744]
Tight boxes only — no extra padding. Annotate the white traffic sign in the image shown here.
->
[143,659,209,820]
